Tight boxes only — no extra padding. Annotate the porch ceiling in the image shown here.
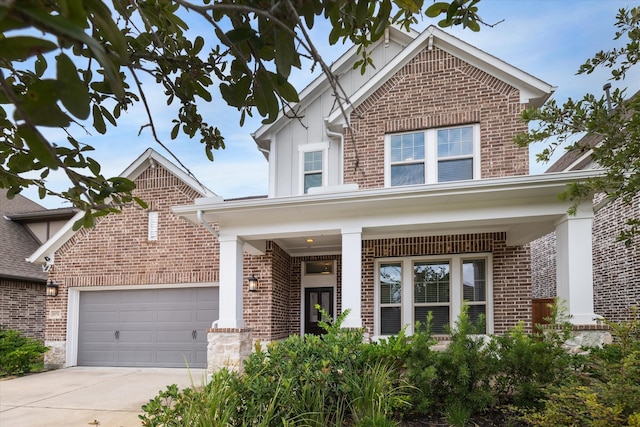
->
[173,170,603,256]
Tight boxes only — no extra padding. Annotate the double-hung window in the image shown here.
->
[303,151,323,193]
[386,124,480,187]
[299,144,327,194]
[376,254,491,337]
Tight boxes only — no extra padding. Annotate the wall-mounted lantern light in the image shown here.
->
[46,280,59,297]
[248,274,258,292]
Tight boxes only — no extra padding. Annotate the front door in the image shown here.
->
[304,287,334,335]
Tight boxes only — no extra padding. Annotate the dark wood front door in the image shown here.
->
[304,287,334,335]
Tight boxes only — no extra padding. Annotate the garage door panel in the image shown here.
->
[157,309,193,322]
[78,287,218,368]
[157,330,193,343]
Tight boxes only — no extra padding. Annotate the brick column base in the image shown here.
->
[207,328,253,373]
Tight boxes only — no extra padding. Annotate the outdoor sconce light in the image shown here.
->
[46,280,59,297]
[248,274,258,292]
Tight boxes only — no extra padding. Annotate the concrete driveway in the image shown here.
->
[0,367,208,427]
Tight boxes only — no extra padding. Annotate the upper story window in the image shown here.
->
[299,143,328,194]
[385,124,480,187]
[304,151,323,193]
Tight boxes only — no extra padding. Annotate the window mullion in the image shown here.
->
[450,255,462,327]
[426,129,437,183]
[402,259,413,335]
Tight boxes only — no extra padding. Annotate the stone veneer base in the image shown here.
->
[44,340,66,369]
[207,328,253,374]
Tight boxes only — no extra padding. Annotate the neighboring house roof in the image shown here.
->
[546,90,640,173]
[0,189,47,282]
[27,148,217,265]
[253,25,555,147]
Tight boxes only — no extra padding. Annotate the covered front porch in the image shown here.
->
[173,171,604,371]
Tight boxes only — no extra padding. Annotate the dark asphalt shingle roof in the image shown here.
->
[1,189,47,282]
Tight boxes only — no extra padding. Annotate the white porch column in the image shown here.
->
[217,235,245,328]
[341,227,363,328]
[555,203,598,324]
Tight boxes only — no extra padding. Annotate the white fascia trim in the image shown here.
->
[327,26,554,125]
[174,169,605,218]
[26,210,85,264]
[121,148,216,198]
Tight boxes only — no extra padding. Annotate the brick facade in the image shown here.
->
[531,193,640,323]
[0,278,46,340]
[344,46,529,189]
[45,165,220,362]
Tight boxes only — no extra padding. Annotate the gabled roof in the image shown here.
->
[252,26,418,148]
[326,25,554,126]
[26,148,216,265]
[0,189,47,282]
[253,25,555,144]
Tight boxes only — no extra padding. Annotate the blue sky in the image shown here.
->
[24,0,640,208]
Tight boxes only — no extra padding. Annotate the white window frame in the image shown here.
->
[298,143,328,195]
[384,124,481,187]
[374,253,493,338]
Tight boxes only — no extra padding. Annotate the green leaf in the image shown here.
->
[425,2,450,18]
[17,125,58,169]
[274,27,296,79]
[193,36,204,55]
[0,36,57,61]
[92,104,106,134]
[35,54,48,77]
[56,53,90,120]
[394,0,423,14]
[14,5,125,99]
[225,27,257,44]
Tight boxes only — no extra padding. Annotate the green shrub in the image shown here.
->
[488,302,578,409]
[405,305,495,417]
[140,369,239,427]
[528,311,640,426]
[0,328,48,376]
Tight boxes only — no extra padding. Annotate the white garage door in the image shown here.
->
[78,287,218,368]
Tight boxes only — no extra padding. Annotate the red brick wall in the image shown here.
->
[0,279,46,341]
[530,193,640,324]
[362,233,531,334]
[593,194,640,322]
[344,46,529,189]
[530,232,556,299]
[45,165,220,342]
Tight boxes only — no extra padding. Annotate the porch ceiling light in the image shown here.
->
[248,274,258,292]
[46,280,59,297]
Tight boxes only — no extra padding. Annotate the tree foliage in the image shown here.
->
[515,6,640,246]
[0,0,483,228]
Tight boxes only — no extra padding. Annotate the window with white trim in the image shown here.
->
[376,254,491,336]
[385,124,480,187]
[303,151,323,194]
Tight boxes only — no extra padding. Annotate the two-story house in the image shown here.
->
[173,26,607,371]
[29,25,608,372]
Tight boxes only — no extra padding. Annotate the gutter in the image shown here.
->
[325,118,345,184]
[197,210,219,238]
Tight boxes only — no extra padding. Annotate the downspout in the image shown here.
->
[325,118,345,184]
[197,210,218,239]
